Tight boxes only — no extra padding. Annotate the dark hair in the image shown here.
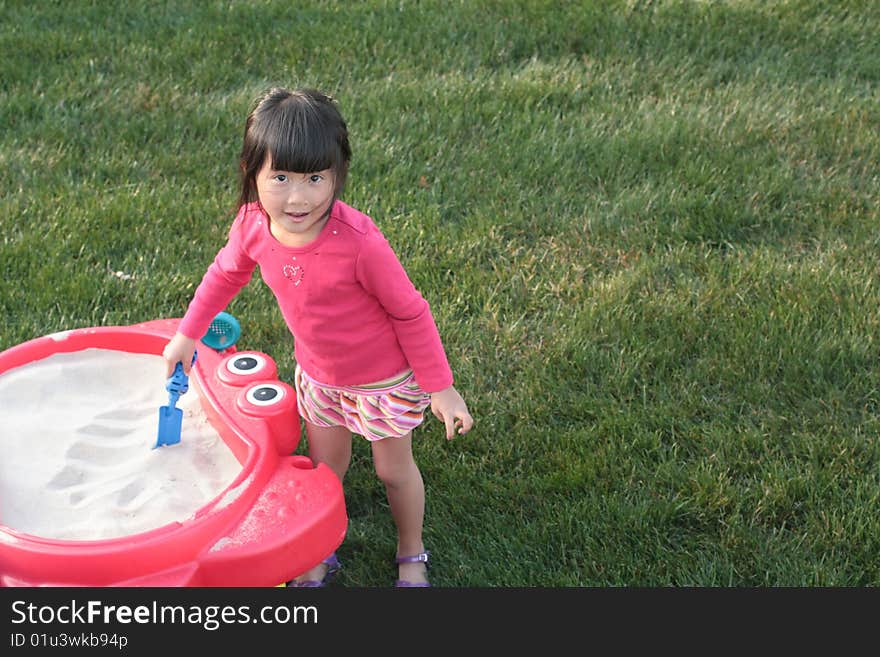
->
[238,87,351,210]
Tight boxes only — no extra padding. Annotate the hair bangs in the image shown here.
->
[265,101,340,174]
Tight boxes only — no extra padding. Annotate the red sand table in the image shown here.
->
[0,319,347,587]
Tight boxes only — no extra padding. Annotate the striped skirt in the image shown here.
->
[294,364,431,441]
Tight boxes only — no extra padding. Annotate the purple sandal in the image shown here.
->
[287,552,341,587]
[395,551,431,588]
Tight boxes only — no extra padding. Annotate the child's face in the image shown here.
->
[256,158,336,246]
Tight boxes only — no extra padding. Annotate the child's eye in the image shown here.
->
[273,174,288,183]
[309,174,324,183]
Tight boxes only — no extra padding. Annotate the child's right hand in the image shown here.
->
[162,332,198,377]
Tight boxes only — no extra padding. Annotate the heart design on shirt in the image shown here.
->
[282,263,304,286]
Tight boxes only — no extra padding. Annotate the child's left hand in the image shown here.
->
[430,386,474,440]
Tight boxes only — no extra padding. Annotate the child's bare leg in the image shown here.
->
[304,422,352,482]
[371,432,429,585]
[291,422,352,584]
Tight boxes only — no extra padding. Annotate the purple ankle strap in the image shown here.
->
[395,550,430,565]
[286,552,340,587]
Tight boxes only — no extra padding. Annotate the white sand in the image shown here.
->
[0,348,242,541]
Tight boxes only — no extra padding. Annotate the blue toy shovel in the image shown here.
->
[155,352,197,448]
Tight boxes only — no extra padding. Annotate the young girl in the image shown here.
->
[162,87,473,587]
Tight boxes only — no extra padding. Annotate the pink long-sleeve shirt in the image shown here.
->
[178,200,454,392]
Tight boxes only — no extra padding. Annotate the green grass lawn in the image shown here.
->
[1,0,879,586]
